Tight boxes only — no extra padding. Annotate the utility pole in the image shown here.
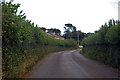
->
[77,31,79,45]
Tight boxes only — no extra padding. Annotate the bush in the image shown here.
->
[2,1,78,78]
[81,19,120,46]
[81,19,120,69]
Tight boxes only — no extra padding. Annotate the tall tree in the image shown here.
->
[63,23,86,44]
[63,23,76,39]
[64,23,76,33]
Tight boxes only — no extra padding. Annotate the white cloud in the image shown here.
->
[5,0,118,34]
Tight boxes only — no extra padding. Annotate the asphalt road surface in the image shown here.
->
[26,49,119,78]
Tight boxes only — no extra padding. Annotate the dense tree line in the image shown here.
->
[63,23,88,44]
[2,1,77,78]
[81,19,120,68]
[81,19,120,46]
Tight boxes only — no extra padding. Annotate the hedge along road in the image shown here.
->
[26,49,118,78]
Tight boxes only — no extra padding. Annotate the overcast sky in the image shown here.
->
[6,0,119,34]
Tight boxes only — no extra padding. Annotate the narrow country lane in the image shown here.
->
[26,49,118,78]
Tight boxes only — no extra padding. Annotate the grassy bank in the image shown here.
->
[3,46,76,78]
[80,45,119,68]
